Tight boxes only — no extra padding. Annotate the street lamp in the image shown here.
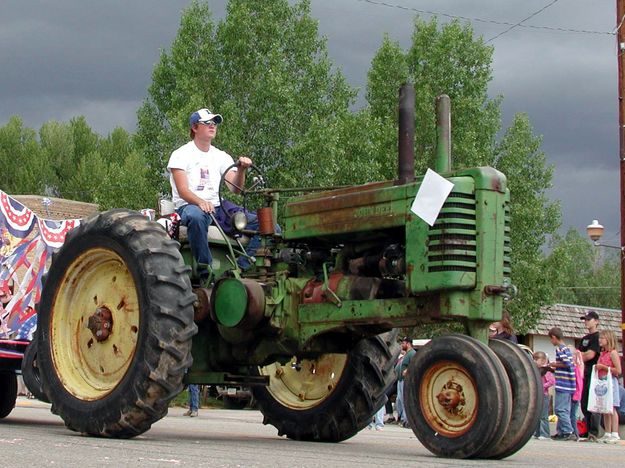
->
[586,220,623,249]
[586,220,604,243]
[586,220,625,356]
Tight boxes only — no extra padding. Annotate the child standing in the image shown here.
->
[570,349,584,440]
[595,330,622,443]
[547,327,576,440]
[533,351,555,440]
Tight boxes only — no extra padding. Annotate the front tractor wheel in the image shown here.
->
[253,331,399,442]
[37,209,197,438]
[404,334,512,459]
[481,338,542,459]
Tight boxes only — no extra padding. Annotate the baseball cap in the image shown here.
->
[401,336,413,343]
[189,108,223,126]
[580,311,599,321]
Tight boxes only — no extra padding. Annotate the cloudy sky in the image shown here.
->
[1,0,620,242]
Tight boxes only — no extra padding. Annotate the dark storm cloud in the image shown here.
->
[0,1,219,129]
[0,0,620,239]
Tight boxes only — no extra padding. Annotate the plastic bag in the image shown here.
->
[587,365,613,414]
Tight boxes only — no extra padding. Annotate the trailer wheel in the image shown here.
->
[404,334,512,459]
[36,209,197,438]
[253,331,399,442]
[0,371,17,418]
[479,338,542,459]
[21,338,49,403]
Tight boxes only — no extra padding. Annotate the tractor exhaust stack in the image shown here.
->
[398,83,415,184]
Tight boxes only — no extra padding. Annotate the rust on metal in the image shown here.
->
[257,207,275,235]
[483,285,506,296]
[436,381,465,413]
[398,83,415,184]
[192,287,212,323]
[87,306,113,342]
[239,279,266,330]
[302,273,345,304]
[288,180,392,202]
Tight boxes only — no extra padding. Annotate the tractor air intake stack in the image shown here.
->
[398,83,415,184]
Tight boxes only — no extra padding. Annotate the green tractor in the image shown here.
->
[34,85,541,459]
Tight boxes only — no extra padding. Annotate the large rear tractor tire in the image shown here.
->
[404,334,512,459]
[253,330,400,442]
[480,338,542,459]
[21,338,50,403]
[0,371,17,418]
[37,209,197,438]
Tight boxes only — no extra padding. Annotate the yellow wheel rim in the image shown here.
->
[50,247,140,401]
[419,360,478,437]
[259,354,347,410]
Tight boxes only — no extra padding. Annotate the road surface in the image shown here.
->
[0,398,622,467]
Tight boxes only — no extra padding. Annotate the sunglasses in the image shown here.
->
[198,120,218,127]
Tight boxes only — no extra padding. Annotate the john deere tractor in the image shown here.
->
[34,85,541,459]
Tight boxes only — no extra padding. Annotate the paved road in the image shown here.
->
[0,398,623,467]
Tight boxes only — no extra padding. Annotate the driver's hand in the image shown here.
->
[198,200,215,213]
[237,156,253,168]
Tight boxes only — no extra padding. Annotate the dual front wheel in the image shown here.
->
[404,335,542,459]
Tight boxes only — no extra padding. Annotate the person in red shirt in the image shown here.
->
[595,330,622,443]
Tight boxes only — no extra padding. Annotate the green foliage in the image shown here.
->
[96,151,156,210]
[0,117,54,194]
[136,0,356,195]
[0,116,156,211]
[545,229,620,309]
[63,151,108,203]
[492,114,560,332]
[366,18,501,177]
[365,18,558,333]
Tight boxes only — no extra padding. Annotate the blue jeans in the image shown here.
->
[554,391,573,435]
[177,204,262,272]
[570,399,580,437]
[396,380,406,423]
[534,393,550,438]
[369,405,385,429]
[188,384,200,411]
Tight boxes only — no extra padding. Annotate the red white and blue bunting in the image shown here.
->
[1,189,81,346]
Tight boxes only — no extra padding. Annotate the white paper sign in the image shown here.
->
[410,169,454,226]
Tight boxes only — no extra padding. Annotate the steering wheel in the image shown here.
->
[218,162,267,223]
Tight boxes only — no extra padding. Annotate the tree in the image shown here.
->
[0,115,155,211]
[492,114,560,332]
[0,117,54,194]
[96,151,156,210]
[366,18,501,179]
[63,151,109,204]
[545,229,620,309]
[365,19,559,333]
[135,0,356,195]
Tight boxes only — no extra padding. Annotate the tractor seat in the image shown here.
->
[159,199,249,247]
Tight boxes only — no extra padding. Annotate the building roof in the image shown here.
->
[13,195,98,220]
[527,303,622,342]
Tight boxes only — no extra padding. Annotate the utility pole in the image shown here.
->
[617,0,625,353]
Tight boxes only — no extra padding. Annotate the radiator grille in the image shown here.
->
[504,200,511,278]
[428,191,477,273]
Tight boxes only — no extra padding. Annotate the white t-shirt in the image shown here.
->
[167,141,235,209]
